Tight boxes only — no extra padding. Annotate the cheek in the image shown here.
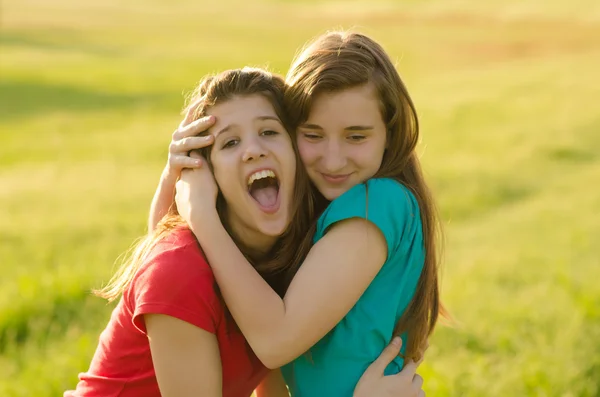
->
[215,173,246,212]
[212,170,228,194]
[211,158,236,195]
[280,144,297,177]
[297,139,318,167]
[354,143,385,171]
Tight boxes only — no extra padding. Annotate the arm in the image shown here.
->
[148,166,179,232]
[189,212,387,368]
[255,370,289,397]
[147,110,215,233]
[145,314,222,397]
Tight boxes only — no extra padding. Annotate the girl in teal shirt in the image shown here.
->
[174,31,444,396]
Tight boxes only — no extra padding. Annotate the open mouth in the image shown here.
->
[247,169,281,214]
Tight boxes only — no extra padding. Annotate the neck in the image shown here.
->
[225,212,277,258]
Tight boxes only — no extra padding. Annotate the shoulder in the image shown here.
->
[366,178,420,217]
[366,177,415,197]
[321,178,418,223]
[317,179,421,256]
[356,178,417,210]
[127,228,222,333]
[140,227,213,279]
[130,227,217,301]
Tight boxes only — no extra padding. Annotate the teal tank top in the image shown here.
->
[281,178,425,396]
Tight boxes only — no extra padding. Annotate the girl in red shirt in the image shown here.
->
[66,68,423,397]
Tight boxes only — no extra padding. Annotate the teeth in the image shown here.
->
[247,170,276,186]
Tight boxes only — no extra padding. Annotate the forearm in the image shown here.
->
[148,166,178,232]
[189,215,385,368]
[189,214,291,367]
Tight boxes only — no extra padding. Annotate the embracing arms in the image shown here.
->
[146,106,426,397]
[254,338,426,397]
[199,216,386,368]
[149,108,389,368]
[175,165,389,368]
[146,314,425,397]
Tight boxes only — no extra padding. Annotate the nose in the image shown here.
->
[322,139,346,172]
[242,136,268,162]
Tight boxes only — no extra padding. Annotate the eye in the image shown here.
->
[302,132,323,140]
[348,135,366,142]
[222,138,239,149]
[261,129,280,136]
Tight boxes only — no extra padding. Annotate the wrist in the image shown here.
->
[161,164,179,182]
[187,206,221,235]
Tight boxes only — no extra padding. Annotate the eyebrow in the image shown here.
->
[345,125,374,131]
[299,123,374,131]
[257,116,281,123]
[214,115,282,138]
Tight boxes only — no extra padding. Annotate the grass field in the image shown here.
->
[1,0,600,395]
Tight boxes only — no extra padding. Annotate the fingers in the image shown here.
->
[173,115,216,141]
[412,373,424,390]
[401,359,419,378]
[180,98,204,128]
[178,166,196,182]
[169,135,214,155]
[189,150,203,160]
[170,154,203,169]
[366,337,403,376]
[406,365,424,397]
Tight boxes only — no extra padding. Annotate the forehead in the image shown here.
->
[206,95,278,135]
[306,83,382,124]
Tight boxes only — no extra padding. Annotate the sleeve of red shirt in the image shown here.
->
[128,232,220,335]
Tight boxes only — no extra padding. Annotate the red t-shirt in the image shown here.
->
[65,228,268,397]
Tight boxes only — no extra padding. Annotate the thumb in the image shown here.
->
[398,359,419,382]
[369,337,403,375]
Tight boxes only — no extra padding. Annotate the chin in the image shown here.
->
[258,218,289,237]
[318,186,347,201]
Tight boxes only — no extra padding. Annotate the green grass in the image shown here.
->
[1,0,599,395]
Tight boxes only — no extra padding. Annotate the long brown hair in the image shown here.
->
[96,68,317,301]
[284,31,447,361]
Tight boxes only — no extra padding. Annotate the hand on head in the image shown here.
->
[167,99,215,177]
[175,149,219,225]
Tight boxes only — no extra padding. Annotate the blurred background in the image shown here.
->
[1,0,599,395]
